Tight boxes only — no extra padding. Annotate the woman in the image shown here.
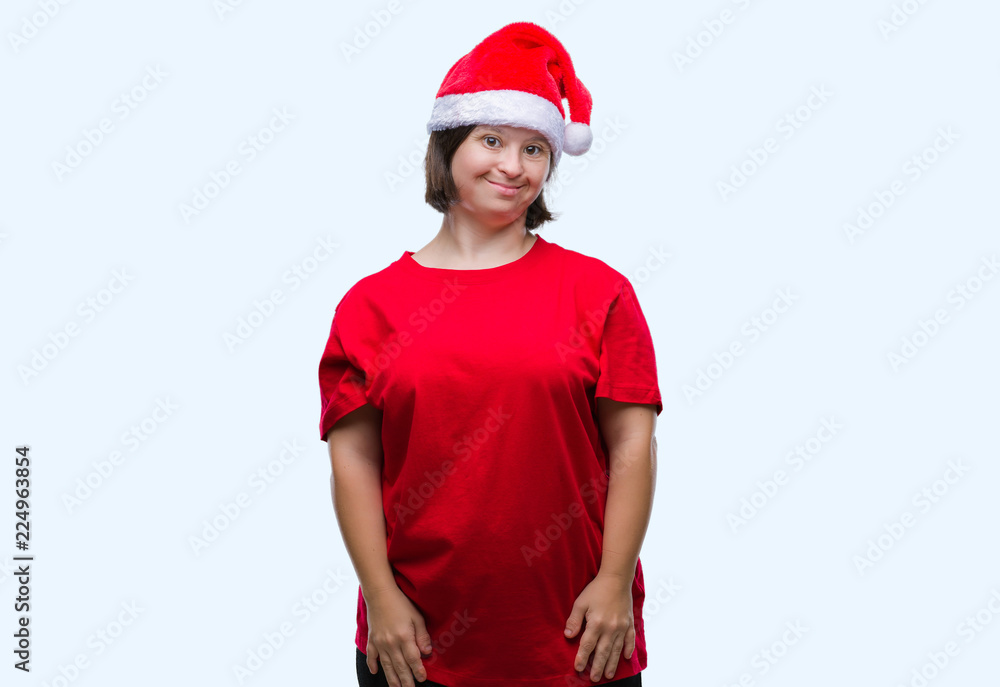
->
[318,22,662,687]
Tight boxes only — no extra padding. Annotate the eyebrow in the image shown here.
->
[481,126,549,146]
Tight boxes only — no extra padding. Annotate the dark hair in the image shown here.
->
[424,124,559,230]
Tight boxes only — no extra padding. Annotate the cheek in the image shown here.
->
[454,158,486,181]
[451,157,480,182]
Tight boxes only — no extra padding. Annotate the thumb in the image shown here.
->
[414,620,433,654]
[564,601,586,638]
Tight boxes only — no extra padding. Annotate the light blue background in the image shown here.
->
[2,0,998,685]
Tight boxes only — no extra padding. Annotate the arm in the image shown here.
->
[565,397,658,682]
[595,397,658,582]
[326,402,433,687]
[326,402,397,598]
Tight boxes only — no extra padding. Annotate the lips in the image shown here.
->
[487,179,521,192]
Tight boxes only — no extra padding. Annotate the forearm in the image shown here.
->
[330,446,398,599]
[599,435,657,581]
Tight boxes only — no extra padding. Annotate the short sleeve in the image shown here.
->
[595,278,663,416]
[317,309,369,442]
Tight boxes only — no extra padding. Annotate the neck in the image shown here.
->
[428,212,535,264]
[421,212,538,269]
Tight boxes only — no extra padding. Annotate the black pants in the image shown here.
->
[357,648,642,686]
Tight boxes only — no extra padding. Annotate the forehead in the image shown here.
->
[475,125,548,144]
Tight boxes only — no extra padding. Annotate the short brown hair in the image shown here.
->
[424,124,559,230]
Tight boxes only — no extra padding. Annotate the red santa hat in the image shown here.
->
[426,21,593,167]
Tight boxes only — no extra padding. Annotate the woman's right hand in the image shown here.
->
[364,585,434,687]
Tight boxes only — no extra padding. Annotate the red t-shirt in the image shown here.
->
[317,234,662,686]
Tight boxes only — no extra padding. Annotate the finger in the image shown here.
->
[574,626,598,672]
[414,625,434,655]
[381,654,403,687]
[390,647,416,687]
[402,638,428,683]
[589,631,615,682]
[604,633,625,679]
[565,602,586,639]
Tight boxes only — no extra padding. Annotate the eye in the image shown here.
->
[484,136,500,148]
[526,145,544,156]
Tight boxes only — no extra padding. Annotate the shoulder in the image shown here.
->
[330,258,400,316]
[541,237,630,295]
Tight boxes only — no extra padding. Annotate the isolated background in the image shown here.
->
[2,0,999,685]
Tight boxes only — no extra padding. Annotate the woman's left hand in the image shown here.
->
[564,571,635,682]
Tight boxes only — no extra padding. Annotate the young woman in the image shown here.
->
[318,22,662,687]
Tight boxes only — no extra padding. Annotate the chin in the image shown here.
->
[477,208,525,224]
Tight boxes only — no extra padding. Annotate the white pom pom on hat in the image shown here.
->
[426,21,593,167]
[563,121,593,156]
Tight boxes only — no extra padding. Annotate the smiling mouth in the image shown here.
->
[487,180,521,190]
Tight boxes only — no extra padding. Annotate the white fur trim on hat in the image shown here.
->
[426,89,568,165]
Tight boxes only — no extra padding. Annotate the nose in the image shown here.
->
[496,145,523,178]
